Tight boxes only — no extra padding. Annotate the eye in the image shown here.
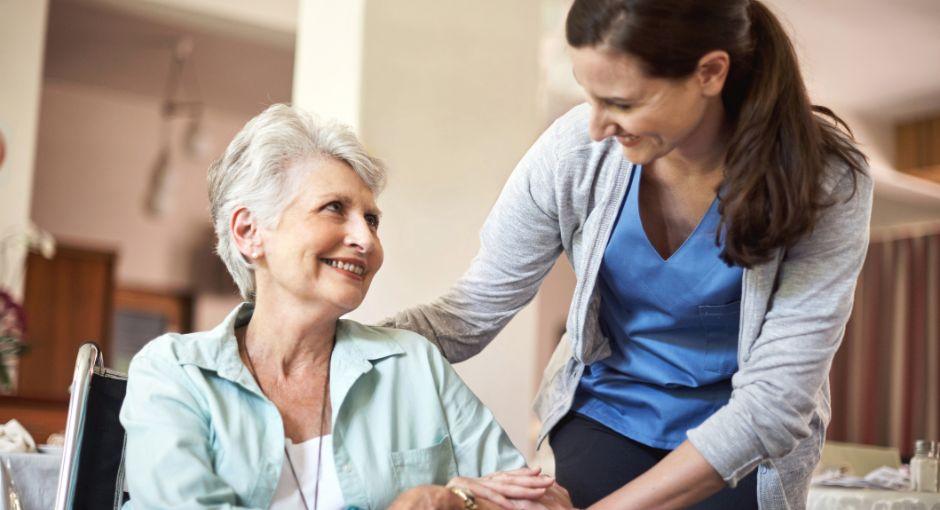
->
[324,201,343,213]
[365,214,380,229]
[608,101,633,111]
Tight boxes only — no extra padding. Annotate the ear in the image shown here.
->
[231,206,263,262]
[695,50,730,98]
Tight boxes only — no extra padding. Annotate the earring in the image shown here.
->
[251,252,259,259]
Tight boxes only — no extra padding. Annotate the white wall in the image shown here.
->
[293,0,544,459]
[292,0,365,131]
[0,0,49,298]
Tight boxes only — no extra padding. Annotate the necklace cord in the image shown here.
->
[241,336,332,510]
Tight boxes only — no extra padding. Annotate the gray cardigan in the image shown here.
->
[385,104,873,509]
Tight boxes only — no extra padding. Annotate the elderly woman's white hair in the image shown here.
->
[208,103,386,300]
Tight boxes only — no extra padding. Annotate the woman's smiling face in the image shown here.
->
[570,45,716,165]
[257,156,384,315]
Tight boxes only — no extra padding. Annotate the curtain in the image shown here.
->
[828,231,940,457]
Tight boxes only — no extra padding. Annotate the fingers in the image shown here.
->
[484,473,555,489]
[446,468,558,510]
[448,477,517,510]
[479,479,548,499]
[496,466,542,477]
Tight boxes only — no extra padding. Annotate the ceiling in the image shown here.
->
[43,0,295,116]
[48,0,940,121]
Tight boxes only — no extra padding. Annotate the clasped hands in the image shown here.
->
[389,467,574,510]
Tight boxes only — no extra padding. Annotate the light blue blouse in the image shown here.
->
[573,165,743,449]
[120,303,524,509]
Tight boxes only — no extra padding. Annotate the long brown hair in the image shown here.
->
[566,0,867,267]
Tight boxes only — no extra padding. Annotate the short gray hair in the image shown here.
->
[208,104,386,301]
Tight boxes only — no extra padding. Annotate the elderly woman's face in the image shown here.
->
[260,156,383,314]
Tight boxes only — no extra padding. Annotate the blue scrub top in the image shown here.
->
[572,165,743,449]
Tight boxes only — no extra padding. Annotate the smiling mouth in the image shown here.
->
[320,258,366,276]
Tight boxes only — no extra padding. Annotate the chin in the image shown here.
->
[304,288,365,317]
[332,294,366,314]
[620,142,670,167]
[620,145,653,165]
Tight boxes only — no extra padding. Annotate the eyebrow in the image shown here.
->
[316,192,382,216]
[571,68,636,104]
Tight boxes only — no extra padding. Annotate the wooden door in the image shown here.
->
[16,245,116,399]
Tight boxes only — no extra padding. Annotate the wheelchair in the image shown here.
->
[53,343,129,510]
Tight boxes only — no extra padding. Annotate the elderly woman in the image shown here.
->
[120,104,567,510]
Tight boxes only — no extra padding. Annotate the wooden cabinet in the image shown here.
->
[897,114,940,181]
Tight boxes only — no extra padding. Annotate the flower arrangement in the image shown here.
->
[0,289,27,391]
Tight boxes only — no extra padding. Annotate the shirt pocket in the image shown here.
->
[389,433,458,492]
[698,301,742,375]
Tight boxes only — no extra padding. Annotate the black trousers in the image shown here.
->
[550,413,758,509]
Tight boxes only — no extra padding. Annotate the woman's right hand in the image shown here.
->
[447,467,556,510]
[512,481,574,510]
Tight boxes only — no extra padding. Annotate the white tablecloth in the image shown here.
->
[809,486,940,510]
[0,451,61,510]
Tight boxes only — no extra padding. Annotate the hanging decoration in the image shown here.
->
[144,36,207,217]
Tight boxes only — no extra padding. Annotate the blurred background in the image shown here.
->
[1,0,939,464]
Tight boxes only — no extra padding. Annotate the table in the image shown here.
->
[809,486,940,509]
[0,451,61,510]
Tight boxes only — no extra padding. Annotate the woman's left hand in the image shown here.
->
[512,481,574,510]
[447,467,556,510]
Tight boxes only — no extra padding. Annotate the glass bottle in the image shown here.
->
[912,440,931,491]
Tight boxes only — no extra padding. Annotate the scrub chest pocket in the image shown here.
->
[698,300,742,375]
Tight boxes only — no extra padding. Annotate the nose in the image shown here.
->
[345,217,375,254]
[588,105,618,142]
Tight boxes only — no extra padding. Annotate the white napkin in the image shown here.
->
[812,465,911,491]
[0,421,35,454]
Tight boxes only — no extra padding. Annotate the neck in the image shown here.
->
[658,98,730,180]
[242,285,338,379]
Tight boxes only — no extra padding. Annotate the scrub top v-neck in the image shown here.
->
[571,165,744,449]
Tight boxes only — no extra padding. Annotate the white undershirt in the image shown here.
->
[269,435,345,510]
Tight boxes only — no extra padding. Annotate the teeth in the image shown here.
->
[325,259,364,275]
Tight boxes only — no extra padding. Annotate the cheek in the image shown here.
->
[372,242,385,273]
[616,112,659,137]
[671,93,708,130]
[636,110,687,143]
